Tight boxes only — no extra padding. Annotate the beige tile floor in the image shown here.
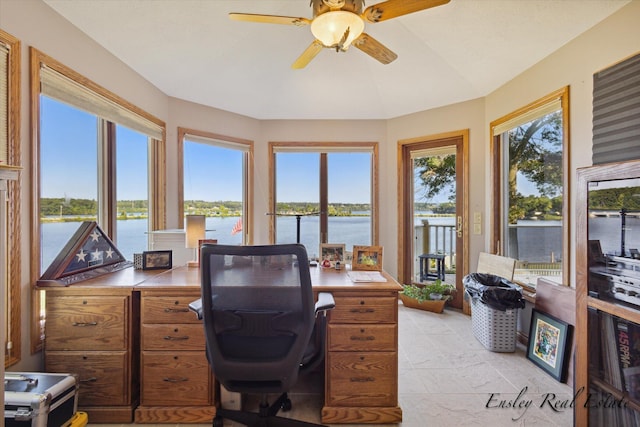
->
[88,303,573,427]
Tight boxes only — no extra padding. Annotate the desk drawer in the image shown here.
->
[141,324,205,351]
[46,296,127,351]
[326,352,397,407]
[46,351,128,406]
[330,296,396,323]
[142,296,201,324]
[328,324,396,352]
[141,351,212,406]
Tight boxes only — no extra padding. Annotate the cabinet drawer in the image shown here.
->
[141,324,205,351]
[46,296,127,351]
[46,351,128,406]
[141,351,212,406]
[328,324,396,351]
[330,297,396,323]
[326,352,397,407]
[142,296,201,324]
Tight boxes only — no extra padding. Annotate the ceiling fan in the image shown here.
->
[230,0,450,69]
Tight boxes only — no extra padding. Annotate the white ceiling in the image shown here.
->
[42,0,630,120]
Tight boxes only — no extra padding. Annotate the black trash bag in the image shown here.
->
[463,272,525,311]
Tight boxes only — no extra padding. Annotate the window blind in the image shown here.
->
[184,134,251,152]
[271,143,375,153]
[410,146,456,159]
[592,52,640,165]
[0,43,8,165]
[40,65,163,140]
[492,99,562,136]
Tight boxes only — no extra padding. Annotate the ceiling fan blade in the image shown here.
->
[292,40,324,69]
[229,13,311,26]
[363,0,450,23]
[352,33,397,64]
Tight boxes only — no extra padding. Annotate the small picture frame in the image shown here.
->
[319,243,345,268]
[142,250,173,270]
[352,245,383,271]
[527,309,573,382]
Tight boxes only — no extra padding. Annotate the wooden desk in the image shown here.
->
[40,265,403,424]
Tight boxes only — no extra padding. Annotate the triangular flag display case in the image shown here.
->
[37,221,132,287]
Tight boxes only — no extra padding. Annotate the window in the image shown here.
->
[31,48,166,351]
[490,87,570,287]
[178,128,253,244]
[1,29,21,367]
[269,142,378,258]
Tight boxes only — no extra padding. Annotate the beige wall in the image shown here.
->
[2,0,640,371]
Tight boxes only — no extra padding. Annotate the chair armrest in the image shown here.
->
[188,298,203,320]
[315,292,335,316]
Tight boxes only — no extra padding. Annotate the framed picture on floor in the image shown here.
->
[527,309,572,382]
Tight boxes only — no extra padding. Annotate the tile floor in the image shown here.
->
[88,303,573,427]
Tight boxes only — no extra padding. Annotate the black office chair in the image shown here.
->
[190,243,335,427]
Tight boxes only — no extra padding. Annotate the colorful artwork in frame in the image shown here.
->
[527,309,572,382]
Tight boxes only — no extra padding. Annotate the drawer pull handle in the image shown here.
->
[350,336,375,341]
[350,377,375,383]
[164,307,189,313]
[164,335,189,341]
[72,322,97,327]
[163,377,188,383]
[80,377,97,383]
[349,308,375,313]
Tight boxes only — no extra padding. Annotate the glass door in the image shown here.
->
[400,133,468,310]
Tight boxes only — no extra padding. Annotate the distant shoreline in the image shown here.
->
[41,212,456,224]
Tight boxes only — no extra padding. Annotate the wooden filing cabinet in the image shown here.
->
[44,287,139,423]
[322,290,402,424]
[134,289,216,423]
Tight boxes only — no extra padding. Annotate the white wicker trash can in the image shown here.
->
[469,296,518,352]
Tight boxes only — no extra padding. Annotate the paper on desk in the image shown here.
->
[347,271,386,282]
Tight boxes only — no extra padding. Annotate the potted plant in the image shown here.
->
[400,280,456,313]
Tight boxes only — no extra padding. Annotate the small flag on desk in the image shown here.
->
[231,217,242,235]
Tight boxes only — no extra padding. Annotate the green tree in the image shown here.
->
[414,112,563,223]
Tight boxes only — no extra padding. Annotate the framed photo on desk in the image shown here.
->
[320,243,345,268]
[352,245,383,271]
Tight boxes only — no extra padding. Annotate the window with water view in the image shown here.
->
[493,89,568,287]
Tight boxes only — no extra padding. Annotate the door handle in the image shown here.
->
[457,216,462,238]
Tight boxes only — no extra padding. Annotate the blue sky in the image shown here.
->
[41,96,372,203]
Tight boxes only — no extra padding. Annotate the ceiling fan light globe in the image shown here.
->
[311,11,364,48]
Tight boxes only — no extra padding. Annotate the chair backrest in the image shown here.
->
[200,243,315,393]
[477,252,516,281]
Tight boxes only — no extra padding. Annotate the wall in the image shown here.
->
[2,0,640,372]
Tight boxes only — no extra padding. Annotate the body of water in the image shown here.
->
[42,215,632,271]
[41,216,373,269]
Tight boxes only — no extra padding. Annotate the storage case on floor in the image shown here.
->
[4,372,79,427]
[469,296,519,352]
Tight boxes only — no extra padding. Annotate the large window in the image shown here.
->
[178,128,253,245]
[490,87,570,287]
[269,142,378,259]
[1,28,21,367]
[31,48,166,351]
